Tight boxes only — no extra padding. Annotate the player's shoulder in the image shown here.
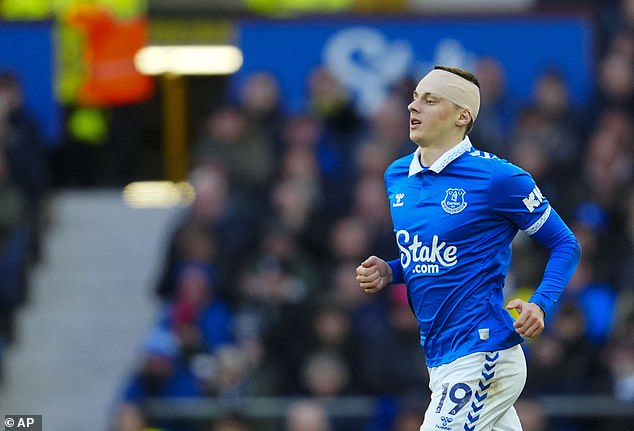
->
[468,150,539,199]
[464,147,528,177]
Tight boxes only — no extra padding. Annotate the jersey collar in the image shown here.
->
[408,136,473,176]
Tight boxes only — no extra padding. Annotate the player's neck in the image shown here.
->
[417,134,465,167]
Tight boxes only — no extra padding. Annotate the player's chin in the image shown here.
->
[410,124,427,136]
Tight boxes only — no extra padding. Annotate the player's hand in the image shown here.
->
[505,299,545,339]
[356,256,392,293]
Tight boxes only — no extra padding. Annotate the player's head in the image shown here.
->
[410,66,481,139]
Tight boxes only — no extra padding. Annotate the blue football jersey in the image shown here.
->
[385,137,554,367]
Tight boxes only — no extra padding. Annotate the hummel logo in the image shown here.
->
[393,193,405,207]
[523,186,544,212]
[440,416,453,426]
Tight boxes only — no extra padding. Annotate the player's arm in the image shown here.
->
[513,208,582,311]
[492,164,581,338]
[506,209,581,337]
[356,256,404,293]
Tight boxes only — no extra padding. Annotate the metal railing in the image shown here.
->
[143,394,634,421]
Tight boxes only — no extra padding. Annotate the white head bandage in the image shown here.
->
[416,69,481,121]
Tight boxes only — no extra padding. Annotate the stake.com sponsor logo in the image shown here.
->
[396,230,458,274]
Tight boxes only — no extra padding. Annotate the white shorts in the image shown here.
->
[420,344,527,431]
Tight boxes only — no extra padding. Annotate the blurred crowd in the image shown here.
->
[0,71,49,385]
[109,3,634,431]
[111,2,633,429]
[0,1,632,431]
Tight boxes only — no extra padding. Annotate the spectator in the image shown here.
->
[117,260,234,429]
[0,73,48,350]
[580,112,632,219]
[305,67,363,214]
[113,403,146,431]
[595,52,634,118]
[116,327,203,431]
[604,334,634,402]
[155,165,253,302]
[255,224,321,294]
[328,216,372,265]
[156,222,217,298]
[279,115,323,185]
[0,72,46,395]
[329,261,391,344]
[0,147,26,347]
[515,398,548,431]
[358,284,430,398]
[211,414,253,431]
[390,403,425,431]
[274,116,335,257]
[233,253,310,394]
[349,174,397,260]
[613,185,634,292]
[360,95,411,160]
[158,261,233,353]
[293,363,366,431]
[0,71,48,237]
[354,139,394,179]
[553,203,618,345]
[524,302,611,396]
[511,68,586,185]
[192,105,275,209]
[606,27,634,61]
[266,175,329,261]
[595,0,634,56]
[276,300,363,395]
[599,309,634,431]
[300,349,351,398]
[509,132,577,218]
[285,400,333,431]
[470,57,517,158]
[306,66,362,142]
[201,345,254,402]
[237,71,284,156]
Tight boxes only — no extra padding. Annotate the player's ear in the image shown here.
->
[455,108,472,127]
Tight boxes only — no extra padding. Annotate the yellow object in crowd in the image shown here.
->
[245,0,353,16]
[67,107,108,146]
[1,0,147,19]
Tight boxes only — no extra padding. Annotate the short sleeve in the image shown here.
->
[491,161,551,235]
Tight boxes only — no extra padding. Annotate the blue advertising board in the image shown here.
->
[234,17,593,116]
[0,21,60,145]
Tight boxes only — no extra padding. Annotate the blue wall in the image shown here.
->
[0,21,60,145]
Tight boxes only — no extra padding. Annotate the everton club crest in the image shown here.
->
[441,188,467,214]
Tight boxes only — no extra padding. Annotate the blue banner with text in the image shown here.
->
[234,17,593,116]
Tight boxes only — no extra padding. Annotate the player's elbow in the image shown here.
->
[572,236,582,263]
[564,232,582,264]
[551,227,582,261]
[549,230,582,268]
[560,234,582,271]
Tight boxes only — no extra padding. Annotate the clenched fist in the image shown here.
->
[356,255,392,293]
[506,299,545,338]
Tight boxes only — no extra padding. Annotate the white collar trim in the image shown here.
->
[408,136,473,176]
